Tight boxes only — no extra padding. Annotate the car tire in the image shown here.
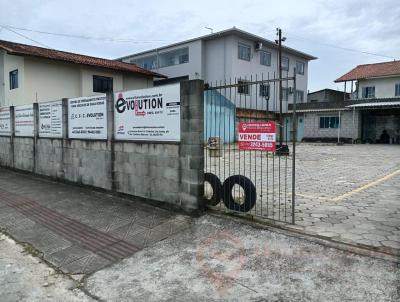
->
[204,173,222,206]
[222,175,256,212]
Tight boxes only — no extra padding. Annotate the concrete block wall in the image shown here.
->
[0,80,205,213]
[13,137,34,171]
[0,136,12,166]
[303,110,360,139]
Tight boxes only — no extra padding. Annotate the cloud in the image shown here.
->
[0,0,399,91]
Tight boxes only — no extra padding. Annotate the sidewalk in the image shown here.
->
[0,168,191,275]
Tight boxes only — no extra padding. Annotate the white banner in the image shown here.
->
[0,107,11,136]
[68,95,107,139]
[15,105,34,137]
[114,84,180,141]
[39,101,63,138]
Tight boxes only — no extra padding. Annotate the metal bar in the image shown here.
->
[291,67,297,225]
[204,77,295,90]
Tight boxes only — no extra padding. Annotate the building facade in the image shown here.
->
[119,28,316,113]
[0,40,161,106]
[290,61,400,143]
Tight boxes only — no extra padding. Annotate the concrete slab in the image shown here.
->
[86,215,400,302]
[0,234,92,302]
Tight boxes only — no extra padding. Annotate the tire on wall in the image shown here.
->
[222,175,256,212]
[204,173,222,206]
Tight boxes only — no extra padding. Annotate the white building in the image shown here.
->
[0,40,162,107]
[290,61,400,143]
[119,27,316,112]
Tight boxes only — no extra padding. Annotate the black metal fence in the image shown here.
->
[203,71,297,224]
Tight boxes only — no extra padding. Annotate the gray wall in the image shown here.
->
[0,80,204,214]
[303,110,361,139]
[307,89,349,103]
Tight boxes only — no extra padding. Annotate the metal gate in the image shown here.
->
[203,71,297,224]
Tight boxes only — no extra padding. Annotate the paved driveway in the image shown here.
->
[291,144,400,255]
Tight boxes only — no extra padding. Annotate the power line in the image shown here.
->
[2,23,397,60]
[1,26,52,48]
[0,24,174,44]
[286,33,396,60]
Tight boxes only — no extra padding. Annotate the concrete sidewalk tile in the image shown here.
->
[60,254,112,274]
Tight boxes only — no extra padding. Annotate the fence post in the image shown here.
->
[33,103,38,173]
[106,92,116,192]
[59,98,68,179]
[10,106,15,168]
[291,68,297,225]
[179,80,205,213]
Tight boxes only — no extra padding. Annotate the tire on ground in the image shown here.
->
[204,173,222,206]
[222,175,256,212]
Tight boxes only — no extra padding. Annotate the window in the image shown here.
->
[131,55,157,70]
[395,83,400,96]
[158,47,189,68]
[296,61,305,75]
[296,90,304,102]
[259,84,270,97]
[238,43,251,61]
[260,50,271,66]
[281,56,289,71]
[9,70,18,90]
[362,86,375,98]
[93,75,113,93]
[319,116,340,129]
[238,80,250,94]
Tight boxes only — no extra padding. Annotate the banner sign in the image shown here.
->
[15,105,35,137]
[68,95,107,139]
[238,122,276,152]
[114,84,180,141]
[0,107,11,136]
[39,101,63,138]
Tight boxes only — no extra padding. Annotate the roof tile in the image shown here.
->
[335,61,400,82]
[0,39,165,78]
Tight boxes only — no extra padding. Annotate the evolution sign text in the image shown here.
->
[114,84,180,142]
[238,122,276,152]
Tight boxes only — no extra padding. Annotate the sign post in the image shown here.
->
[238,122,276,152]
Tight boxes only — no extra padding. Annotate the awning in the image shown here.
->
[288,108,349,113]
[346,101,400,109]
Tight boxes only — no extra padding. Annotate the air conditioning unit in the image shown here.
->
[255,42,263,51]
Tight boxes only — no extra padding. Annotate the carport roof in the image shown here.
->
[346,101,400,108]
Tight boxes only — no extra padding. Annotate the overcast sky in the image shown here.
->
[0,0,399,92]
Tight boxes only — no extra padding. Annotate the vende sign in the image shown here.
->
[114,84,180,142]
[238,122,276,152]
